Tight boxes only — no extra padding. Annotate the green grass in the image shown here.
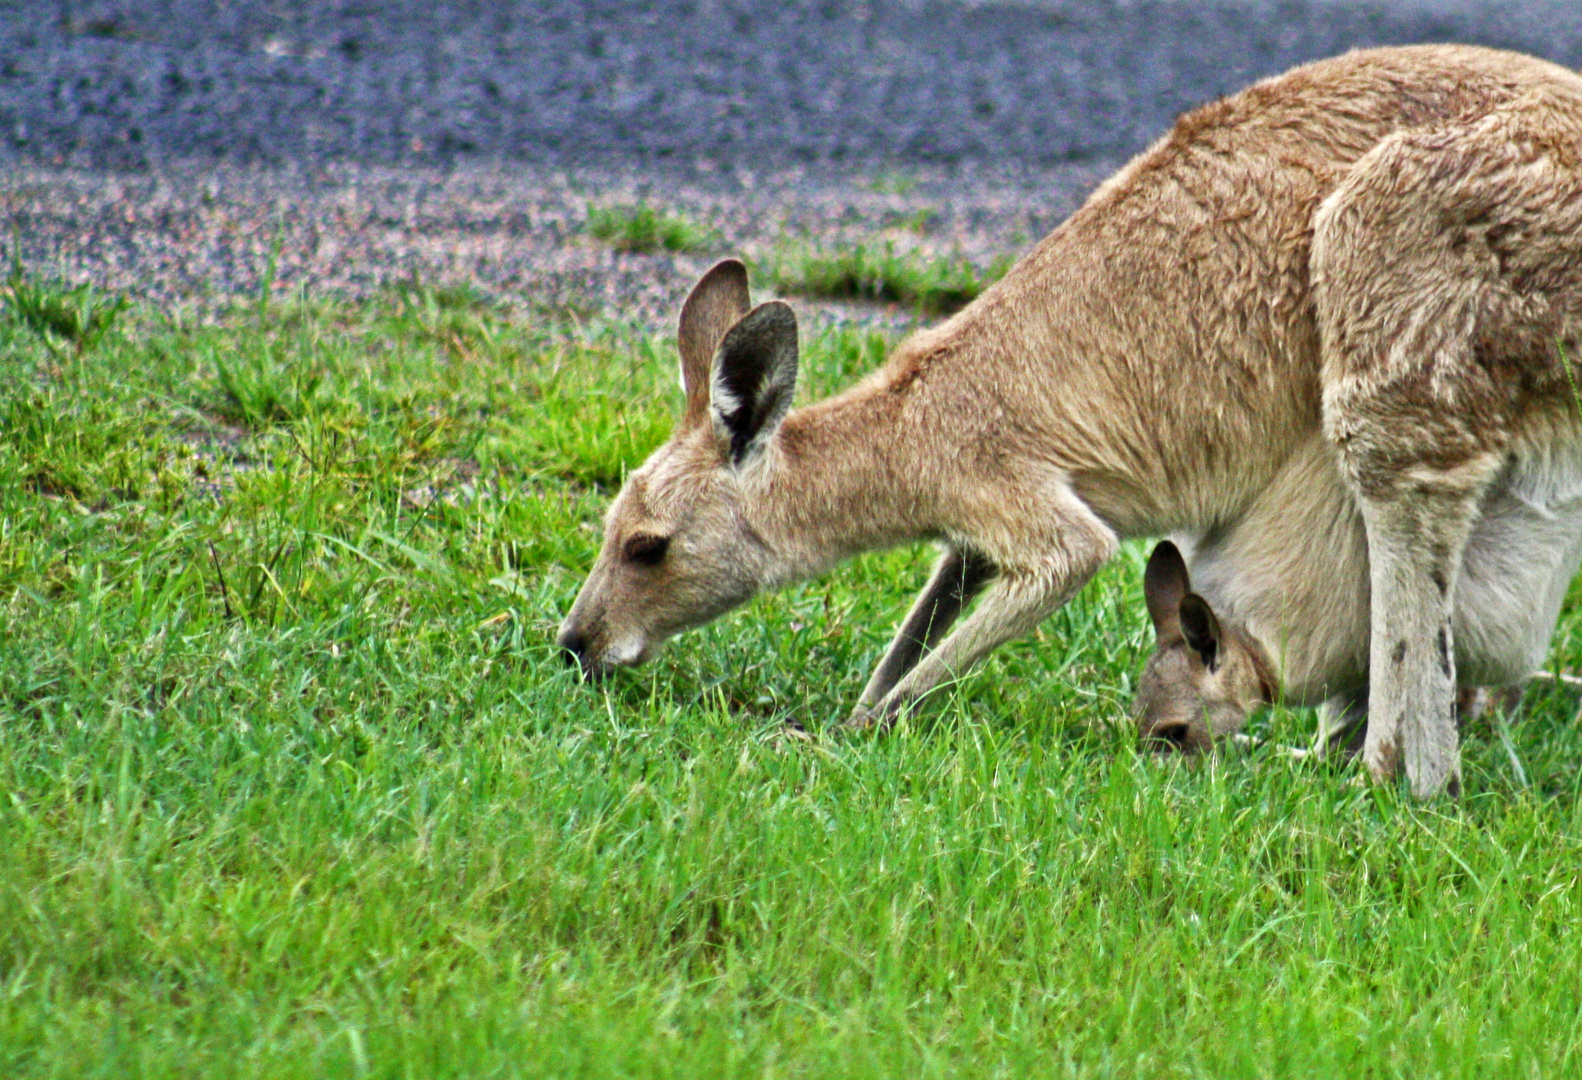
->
[3,268,1582,1078]
[764,242,1013,316]
[586,202,712,254]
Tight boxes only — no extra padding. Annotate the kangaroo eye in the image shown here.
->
[623,534,670,566]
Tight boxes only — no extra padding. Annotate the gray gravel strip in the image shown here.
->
[4,2,1580,171]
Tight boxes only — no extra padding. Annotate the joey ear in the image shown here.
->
[1178,594,1222,671]
[711,300,798,467]
[678,259,751,423]
[1144,541,1191,640]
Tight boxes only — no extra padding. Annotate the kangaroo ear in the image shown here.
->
[678,259,751,424]
[1178,594,1222,671]
[710,300,798,467]
[1144,541,1191,640]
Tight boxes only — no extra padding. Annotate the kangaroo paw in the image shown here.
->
[844,704,882,730]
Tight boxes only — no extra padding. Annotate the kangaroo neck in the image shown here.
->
[745,384,938,583]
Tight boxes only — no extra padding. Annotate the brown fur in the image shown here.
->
[559,45,1582,797]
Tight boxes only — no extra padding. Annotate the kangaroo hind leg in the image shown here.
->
[1314,90,1582,797]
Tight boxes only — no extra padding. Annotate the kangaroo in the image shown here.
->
[558,44,1582,797]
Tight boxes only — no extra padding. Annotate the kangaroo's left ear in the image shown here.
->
[678,259,751,425]
[710,301,799,467]
[1144,541,1191,641]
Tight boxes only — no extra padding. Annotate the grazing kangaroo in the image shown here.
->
[558,44,1582,797]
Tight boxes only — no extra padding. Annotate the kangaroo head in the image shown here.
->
[557,260,800,676]
[1134,541,1272,752]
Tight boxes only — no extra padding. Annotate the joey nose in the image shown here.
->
[1147,722,1193,753]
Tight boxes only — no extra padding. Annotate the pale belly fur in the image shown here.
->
[1176,426,1582,707]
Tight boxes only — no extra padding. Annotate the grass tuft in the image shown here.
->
[3,256,128,359]
[765,242,1013,315]
[587,202,712,254]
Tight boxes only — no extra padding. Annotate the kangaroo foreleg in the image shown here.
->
[850,495,1116,729]
[846,570,1078,729]
[854,546,996,714]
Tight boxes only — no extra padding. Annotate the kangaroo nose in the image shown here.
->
[556,625,589,666]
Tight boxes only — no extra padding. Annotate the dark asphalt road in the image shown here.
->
[4,1,1581,171]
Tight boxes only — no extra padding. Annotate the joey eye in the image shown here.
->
[623,534,670,566]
